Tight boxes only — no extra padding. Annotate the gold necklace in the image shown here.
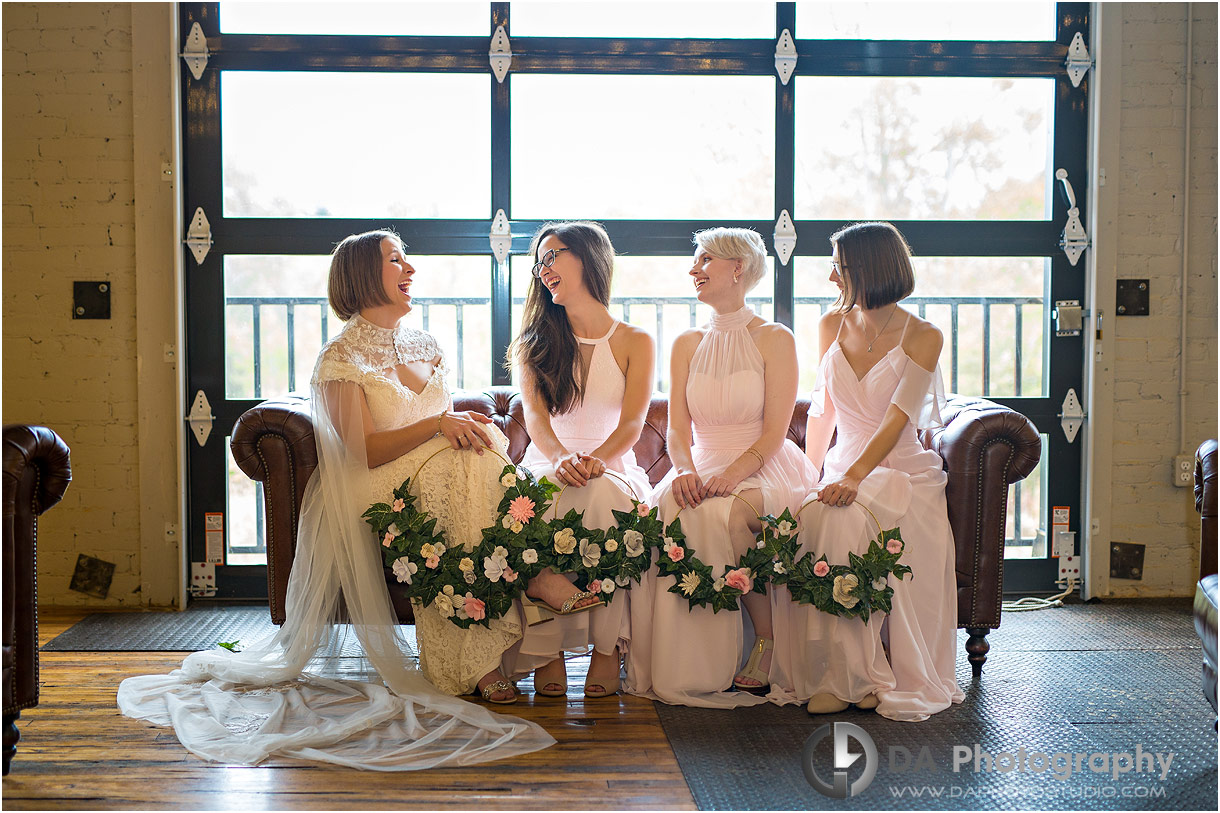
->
[865,305,898,353]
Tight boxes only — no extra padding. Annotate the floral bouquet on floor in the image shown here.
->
[770,502,911,623]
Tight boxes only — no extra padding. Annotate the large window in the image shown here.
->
[182,2,1089,597]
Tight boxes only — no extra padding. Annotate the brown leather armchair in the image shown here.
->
[232,388,1040,678]
[3,425,72,775]
[1194,438,1217,715]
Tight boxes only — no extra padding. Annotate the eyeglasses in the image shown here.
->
[531,247,571,278]
[831,259,848,272]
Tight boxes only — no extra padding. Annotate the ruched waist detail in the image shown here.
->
[693,421,763,451]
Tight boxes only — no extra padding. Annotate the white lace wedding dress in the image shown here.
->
[116,314,554,769]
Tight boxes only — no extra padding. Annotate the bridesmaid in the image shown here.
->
[505,221,656,699]
[626,227,816,707]
[769,221,965,721]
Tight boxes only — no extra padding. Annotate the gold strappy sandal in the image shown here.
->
[475,679,518,705]
[732,636,774,694]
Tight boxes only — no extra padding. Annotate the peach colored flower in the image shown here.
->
[503,567,518,583]
[636,502,650,517]
[425,554,440,569]
[391,498,405,512]
[464,595,486,621]
[382,532,394,547]
[813,560,830,578]
[667,545,685,563]
[725,568,752,593]
[886,537,903,554]
[588,579,602,594]
[508,495,536,524]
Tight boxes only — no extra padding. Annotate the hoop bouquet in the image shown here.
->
[659,494,911,622]
[364,446,667,628]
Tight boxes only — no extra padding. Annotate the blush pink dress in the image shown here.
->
[626,306,817,708]
[769,313,966,721]
[503,321,652,679]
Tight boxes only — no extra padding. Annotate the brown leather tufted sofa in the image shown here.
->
[3,425,72,776]
[231,389,1041,678]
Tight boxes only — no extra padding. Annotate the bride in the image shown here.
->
[117,230,554,769]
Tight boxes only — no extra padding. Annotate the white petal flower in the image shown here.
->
[501,472,518,488]
[434,542,447,556]
[392,557,418,584]
[713,577,725,593]
[493,546,508,559]
[502,515,514,529]
[624,529,645,558]
[387,523,402,537]
[872,577,887,591]
[579,538,602,568]
[464,570,477,584]
[777,520,794,536]
[605,538,619,553]
[662,536,675,551]
[522,548,538,564]
[553,527,577,555]
[510,521,523,534]
[773,562,786,575]
[484,553,508,582]
[600,579,616,594]
[615,574,631,587]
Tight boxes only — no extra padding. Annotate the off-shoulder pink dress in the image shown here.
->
[626,305,817,708]
[770,313,965,721]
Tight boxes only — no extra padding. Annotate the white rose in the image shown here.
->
[579,538,602,568]
[554,527,577,555]
[464,570,477,584]
[484,553,508,582]
[615,574,631,587]
[832,574,860,609]
[392,557,418,584]
[501,472,518,488]
[522,548,538,564]
[624,529,645,558]
[605,538,619,553]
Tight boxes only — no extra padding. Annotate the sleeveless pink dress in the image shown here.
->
[626,306,817,708]
[769,313,966,721]
[503,322,652,677]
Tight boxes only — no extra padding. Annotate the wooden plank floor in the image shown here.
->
[2,608,695,810]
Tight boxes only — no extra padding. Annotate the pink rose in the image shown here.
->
[391,498,405,512]
[382,532,394,547]
[588,579,602,595]
[425,555,440,569]
[507,495,536,524]
[724,568,752,593]
[636,502,650,517]
[667,545,686,563]
[464,596,486,621]
[503,567,517,583]
[813,560,830,577]
[886,538,903,554]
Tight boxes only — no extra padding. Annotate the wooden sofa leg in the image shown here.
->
[3,712,19,776]
[965,627,991,678]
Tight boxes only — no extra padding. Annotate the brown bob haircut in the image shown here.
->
[327,230,401,321]
[830,221,916,311]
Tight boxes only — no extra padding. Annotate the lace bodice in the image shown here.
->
[313,314,450,431]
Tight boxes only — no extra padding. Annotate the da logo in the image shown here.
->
[802,722,879,798]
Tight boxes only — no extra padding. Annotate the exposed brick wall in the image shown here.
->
[2,3,142,605]
[1109,3,1218,595]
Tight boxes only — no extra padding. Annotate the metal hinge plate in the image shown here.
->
[773,210,796,266]
[181,21,209,81]
[490,209,511,263]
[1065,31,1092,87]
[1055,168,1089,266]
[490,26,511,82]
[185,207,213,265]
[1059,387,1086,443]
[775,29,797,85]
[187,389,215,447]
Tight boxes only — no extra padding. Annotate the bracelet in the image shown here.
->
[744,447,765,467]
[437,412,445,436]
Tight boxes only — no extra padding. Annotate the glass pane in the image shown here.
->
[226,438,266,566]
[795,77,1053,220]
[512,75,774,219]
[511,253,774,393]
[222,72,489,218]
[224,254,491,400]
[220,2,489,35]
[1004,433,1049,559]
[796,2,1056,40]
[793,256,1046,398]
[511,1,774,38]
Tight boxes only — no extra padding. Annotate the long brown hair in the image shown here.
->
[508,222,615,415]
[830,221,915,311]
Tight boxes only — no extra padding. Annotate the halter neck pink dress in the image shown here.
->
[626,305,817,708]
[770,312,965,721]
[503,321,652,678]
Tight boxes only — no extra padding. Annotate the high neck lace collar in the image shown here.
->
[351,312,400,339]
[708,305,755,331]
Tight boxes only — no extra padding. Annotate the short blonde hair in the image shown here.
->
[693,227,768,292]
[327,230,400,321]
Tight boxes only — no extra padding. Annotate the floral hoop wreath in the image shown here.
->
[364,446,666,628]
[766,496,911,622]
[655,492,790,613]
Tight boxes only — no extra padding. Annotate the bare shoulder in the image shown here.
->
[818,309,846,336]
[614,321,656,353]
[673,326,706,353]
[902,312,944,369]
[751,319,796,352]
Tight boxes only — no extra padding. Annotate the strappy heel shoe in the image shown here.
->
[521,588,604,626]
[732,636,774,694]
[519,594,556,627]
[474,678,518,705]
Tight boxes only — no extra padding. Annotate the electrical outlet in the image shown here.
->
[1057,555,1080,583]
[1172,454,1193,488]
